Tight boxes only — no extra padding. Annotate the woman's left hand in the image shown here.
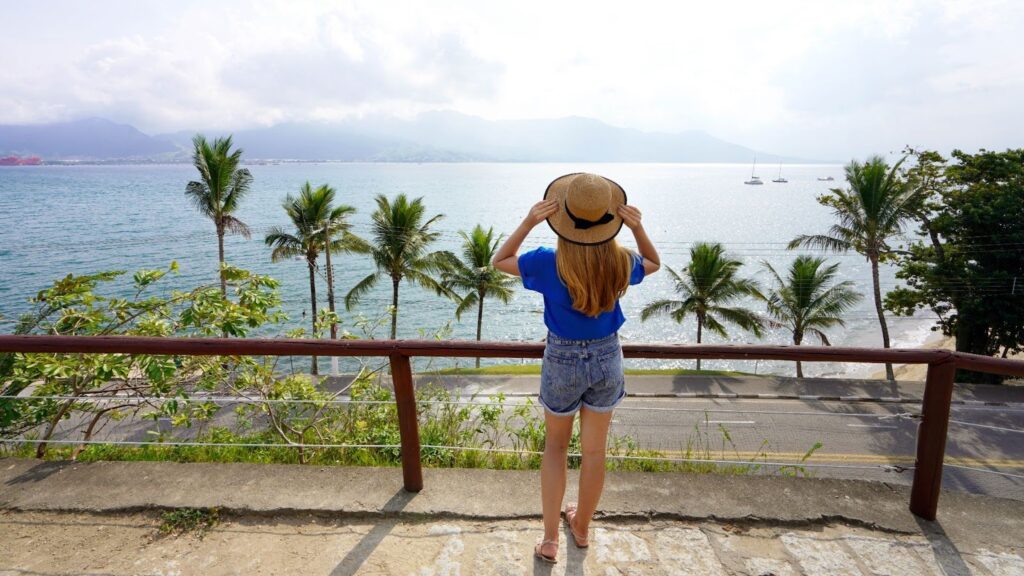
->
[618,205,643,230]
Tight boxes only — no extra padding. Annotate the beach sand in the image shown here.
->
[869,332,1023,382]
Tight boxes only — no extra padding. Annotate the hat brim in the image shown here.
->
[543,173,627,246]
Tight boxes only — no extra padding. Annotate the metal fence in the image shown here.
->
[2,334,1023,521]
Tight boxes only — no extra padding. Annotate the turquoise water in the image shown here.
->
[0,163,936,376]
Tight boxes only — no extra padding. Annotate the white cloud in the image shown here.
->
[0,0,1021,158]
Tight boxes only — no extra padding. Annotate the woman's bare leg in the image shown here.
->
[574,406,613,535]
[541,409,575,545]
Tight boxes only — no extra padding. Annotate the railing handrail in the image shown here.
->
[1,335,1022,375]
[2,334,1022,522]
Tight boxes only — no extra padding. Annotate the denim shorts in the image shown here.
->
[539,331,626,416]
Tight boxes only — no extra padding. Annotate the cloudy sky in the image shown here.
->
[2,0,1021,159]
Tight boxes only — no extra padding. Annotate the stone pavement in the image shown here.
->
[3,511,1023,575]
[2,458,1023,575]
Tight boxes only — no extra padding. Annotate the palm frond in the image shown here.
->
[184,181,217,219]
[453,291,479,321]
[641,299,682,322]
[787,234,852,253]
[223,168,253,214]
[331,231,372,255]
[761,260,786,288]
[702,315,729,338]
[489,281,516,304]
[407,269,458,301]
[809,328,832,346]
[222,215,252,239]
[264,227,305,262]
[345,272,379,310]
[709,305,765,338]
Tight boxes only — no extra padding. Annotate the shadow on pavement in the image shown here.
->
[4,460,67,485]
[915,515,974,576]
[330,488,418,576]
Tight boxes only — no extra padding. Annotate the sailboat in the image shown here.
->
[772,162,788,183]
[744,156,764,185]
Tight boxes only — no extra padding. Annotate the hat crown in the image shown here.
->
[565,173,612,221]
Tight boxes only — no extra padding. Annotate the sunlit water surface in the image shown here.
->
[0,163,937,376]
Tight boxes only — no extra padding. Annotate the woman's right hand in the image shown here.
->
[524,199,560,227]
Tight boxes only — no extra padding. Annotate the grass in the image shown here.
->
[5,375,813,478]
[6,410,818,478]
[429,364,759,377]
[158,507,220,538]
[7,431,802,477]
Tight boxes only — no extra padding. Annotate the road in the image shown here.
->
[603,396,1024,500]
[26,374,1024,501]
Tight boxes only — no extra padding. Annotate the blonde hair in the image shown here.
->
[556,237,635,317]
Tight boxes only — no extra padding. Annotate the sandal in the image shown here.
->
[534,539,558,564]
[564,503,589,548]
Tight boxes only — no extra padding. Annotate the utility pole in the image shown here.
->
[323,223,339,376]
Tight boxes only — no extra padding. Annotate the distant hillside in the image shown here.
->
[2,112,812,163]
[158,123,479,162]
[340,111,801,163]
[0,118,178,160]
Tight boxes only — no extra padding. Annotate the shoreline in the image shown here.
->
[867,330,952,381]
[867,332,1023,382]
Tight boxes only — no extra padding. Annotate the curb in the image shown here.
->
[458,390,1019,407]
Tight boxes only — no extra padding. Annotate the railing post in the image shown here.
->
[910,358,957,520]
[389,353,423,492]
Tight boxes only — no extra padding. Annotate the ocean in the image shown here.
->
[0,162,939,377]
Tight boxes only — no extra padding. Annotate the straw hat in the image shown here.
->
[544,172,627,245]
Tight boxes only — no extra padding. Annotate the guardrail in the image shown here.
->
[2,335,1023,521]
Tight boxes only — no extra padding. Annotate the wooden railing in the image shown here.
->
[2,335,1023,521]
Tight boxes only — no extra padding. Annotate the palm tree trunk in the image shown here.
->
[794,333,803,378]
[217,226,227,297]
[308,262,319,376]
[870,254,895,380]
[216,226,228,338]
[390,276,400,340]
[324,230,338,376]
[475,290,484,369]
[696,315,703,371]
[324,230,337,339]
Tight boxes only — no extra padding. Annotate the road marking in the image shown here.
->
[949,420,1024,434]
[846,424,898,429]
[652,450,1024,468]
[706,420,755,425]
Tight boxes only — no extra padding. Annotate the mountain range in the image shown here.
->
[0,113,811,163]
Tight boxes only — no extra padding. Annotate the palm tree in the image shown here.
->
[185,134,253,297]
[265,182,346,375]
[762,256,863,378]
[641,242,766,370]
[787,156,918,380]
[315,185,369,375]
[345,194,455,340]
[442,225,517,367]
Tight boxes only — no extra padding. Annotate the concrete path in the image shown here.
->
[2,458,1023,575]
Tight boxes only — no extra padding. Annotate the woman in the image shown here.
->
[492,172,661,563]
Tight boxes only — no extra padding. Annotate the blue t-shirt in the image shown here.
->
[518,246,645,340]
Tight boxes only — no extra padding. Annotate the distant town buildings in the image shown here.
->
[0,155,42,166]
